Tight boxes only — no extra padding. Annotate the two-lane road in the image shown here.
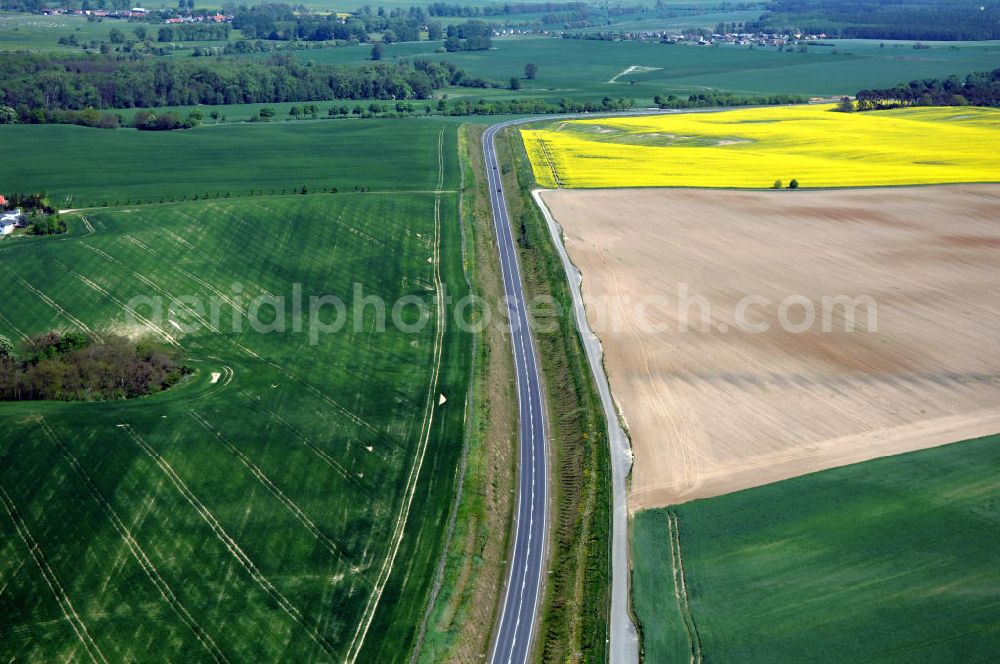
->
[483,120,549,664]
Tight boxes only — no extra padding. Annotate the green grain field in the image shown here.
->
[0,119,455,208]
[632,434,1000,663]
[0,121,471,662]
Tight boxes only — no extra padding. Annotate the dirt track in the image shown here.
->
[540,185,1000,509]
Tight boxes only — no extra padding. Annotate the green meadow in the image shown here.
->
[0,120,471,662]
[633,434,1000,663]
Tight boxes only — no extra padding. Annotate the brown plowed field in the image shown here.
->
[540,185,1000,509]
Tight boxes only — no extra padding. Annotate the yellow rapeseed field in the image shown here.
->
[521,104,1000,189]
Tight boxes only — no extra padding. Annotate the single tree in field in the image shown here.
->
[210,110,220,122]
[371,42,384,60]
[510,76,521,90]
[289,106,301,118]
[524,63,538,79]
[838,96,854,113]
[789,179,799,189]
[133,26,147,40]
[109,28,125,43]
[773,180,782,189]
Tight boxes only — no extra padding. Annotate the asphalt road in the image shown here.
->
[483,119,549,664]
[485,113,666,664]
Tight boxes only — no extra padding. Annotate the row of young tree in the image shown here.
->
[0,52,482,113]
[653,91,807,109]
[0,332,189,402]
[847,68,1000,111]
[440,95,636,116]
[750,0,1000,41]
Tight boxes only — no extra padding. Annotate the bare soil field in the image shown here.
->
[539,185,1000,509]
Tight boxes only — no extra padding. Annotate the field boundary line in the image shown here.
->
[81,240,225,335]
[237,389,371,496]
[667,510,702,664]
[0,480,109,664]
[0,309,32,345]
[0,262,102,342]
[36,417,230,664]
[112,231,391,443]
[56,262,181,348]
[187,410,351,564]
[536,138,563,188]
[608,65,661,84]
[119,424,339,658]
[345,127,448,663]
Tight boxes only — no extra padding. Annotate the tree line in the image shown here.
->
[750,0,1000,41]
[846,68,1000,111]
[654,91,808,109]
[0,332,189,402]
[426,2,588,17]
[230,3,482,45]
[0,52,484,115]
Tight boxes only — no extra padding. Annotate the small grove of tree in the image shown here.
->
[0,332,190,402]
[444,20,492,51]
[133,110,202,131]
[29,213,67,236]
[157,23,231,43]
[524,63,538,79]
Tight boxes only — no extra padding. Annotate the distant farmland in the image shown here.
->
[522,104,1000,189]
[0,160,471,661]
[277,36,1000,104]
[633,433,1000,663]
